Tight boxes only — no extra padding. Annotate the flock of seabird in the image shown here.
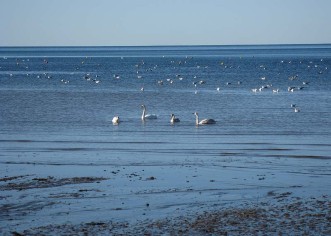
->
[3,56,328,122]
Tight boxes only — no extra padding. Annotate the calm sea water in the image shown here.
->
[0,45,330,165]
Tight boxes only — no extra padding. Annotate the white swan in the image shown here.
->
[112,116,120,125]
[141,105,157,121]
[170,114,180,123]
[194,112,216,125]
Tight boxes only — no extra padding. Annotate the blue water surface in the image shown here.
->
[0,44,330,164]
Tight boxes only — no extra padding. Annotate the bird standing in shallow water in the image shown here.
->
[193,112,216,125]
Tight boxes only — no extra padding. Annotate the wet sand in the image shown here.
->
[1,156,330,235]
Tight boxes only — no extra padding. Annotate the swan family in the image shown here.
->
[112,105,216,126]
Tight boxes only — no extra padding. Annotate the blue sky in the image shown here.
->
[1,0,331,46]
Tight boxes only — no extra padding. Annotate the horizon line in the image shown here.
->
[1,43,331,48]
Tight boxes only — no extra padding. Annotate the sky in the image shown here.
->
[1,0,331,46]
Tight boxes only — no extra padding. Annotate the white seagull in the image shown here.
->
[193,112,216,125]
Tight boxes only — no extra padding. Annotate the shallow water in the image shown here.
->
[0,45,331,232]
[1,45,330,165]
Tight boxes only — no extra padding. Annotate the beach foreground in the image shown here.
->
[17,196,331,235]
[1,155,330,235]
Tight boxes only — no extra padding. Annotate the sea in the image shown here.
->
[0,45,330,165]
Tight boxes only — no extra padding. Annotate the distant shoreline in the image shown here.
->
[1,44,331,58]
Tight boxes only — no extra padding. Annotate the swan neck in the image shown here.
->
[141,107,146,120]
[195,114,199,125]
